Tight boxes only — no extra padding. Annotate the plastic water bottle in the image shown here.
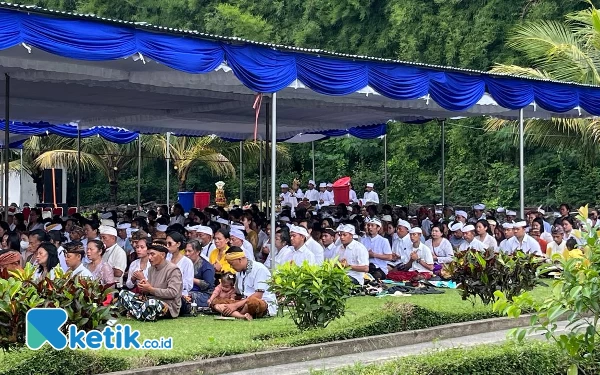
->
[191,302,198,316]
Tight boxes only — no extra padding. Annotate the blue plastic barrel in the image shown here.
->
[177,192,194,213]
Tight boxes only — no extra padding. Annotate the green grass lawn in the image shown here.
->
[101,286,551,368]
[0,286,553,371]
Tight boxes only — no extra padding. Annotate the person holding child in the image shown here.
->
[213,247,277,320]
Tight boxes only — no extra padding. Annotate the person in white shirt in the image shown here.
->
[196,226,215,260]
[264,229,293,269]
[169,204,186,226]
[389,219,412,270]
[560,217,583,245]
[284,225,316,266]
[499,222,515,254]
[363,183,379,205]
[506,221,542,256]
[116,222,131,250]
[229,229,256,262]
[336,224,369,285]
[325,183,335,203]
[321,228,338,260]
[348,182,359,203]
[220,247,278,319]
[448,222,465,250]
[361,217,392,279]
[455,210,468,224]
[546,226,566,258]
[475,219,498,253]
[505,210,517,223]
[63,241,93,278]
[425,224,454,273]
[294,183,304,201]
[304,180,320,205]
[165,231,195,296]
[295,220,325,265]
[407,227,434,275]
[458,224,488,252]
[469,204,486,224]
[99,225,127,288]
[279,184,298,210]
[184,224,198,241]
[421,208,435,238]
[318,183,332,207]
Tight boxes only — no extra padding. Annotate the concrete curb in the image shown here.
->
[103,314,532,375]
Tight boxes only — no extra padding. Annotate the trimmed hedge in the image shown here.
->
[0,347,129,375]
[273,302,499,347]
[0,302,505,374]
[318,341,589,375]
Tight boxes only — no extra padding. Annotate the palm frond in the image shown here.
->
[506,21,600,84]
[489,65,554,79]
[7,159,34,175]
[33,150,104,172]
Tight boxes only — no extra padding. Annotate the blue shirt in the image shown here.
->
[191,257,215,293]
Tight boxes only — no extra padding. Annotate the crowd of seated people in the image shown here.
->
[0,197,593,320]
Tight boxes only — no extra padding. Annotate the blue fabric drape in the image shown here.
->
[296,55,368,96]
[223,44,297,93]
[0,121,139,143]
[308,124,386,139]
[2,7,600,117]
[368,64,439,100]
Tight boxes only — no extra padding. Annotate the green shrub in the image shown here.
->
[0,264,116,352]
[494,205,600,374]
[318,341,572,375]
[268,260,354,330]
[446,249,543,305]
[0,347,129,375]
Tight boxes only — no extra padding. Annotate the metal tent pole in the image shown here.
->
[519,108,525,219]
[4,74,9,216]
[137,134,142,208]
[384,133,388,204]
[270,92,277,272]
[0,145,3,210]
[311,141,315,183]
[259,138,263,208]
[166,132,170,207]
[19,148,22,207]
[77,125,81,211]
[239,141,243,204]
[265,102,270,215]
[441,120,445,206]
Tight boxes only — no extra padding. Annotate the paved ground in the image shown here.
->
[226,321,569,375]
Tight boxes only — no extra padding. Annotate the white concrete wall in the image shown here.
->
[7,170,38,206]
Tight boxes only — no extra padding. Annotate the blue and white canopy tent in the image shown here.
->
[2,3,600,254]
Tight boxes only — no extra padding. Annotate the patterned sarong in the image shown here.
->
[117,290,168,321]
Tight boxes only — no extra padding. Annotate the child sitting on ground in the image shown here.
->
[207,273,237,314]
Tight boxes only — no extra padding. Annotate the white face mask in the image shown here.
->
[20,241,29,251]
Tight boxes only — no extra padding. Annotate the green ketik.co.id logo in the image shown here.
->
[26,308,173,350]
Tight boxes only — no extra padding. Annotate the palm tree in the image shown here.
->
[33,137,137,204]
[13,135,76,203]
[144,134,290,192]
[485,1,600,155]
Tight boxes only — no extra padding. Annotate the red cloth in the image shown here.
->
[537,239,548,254]
[102,293,114,307]
[387,270,432,282]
